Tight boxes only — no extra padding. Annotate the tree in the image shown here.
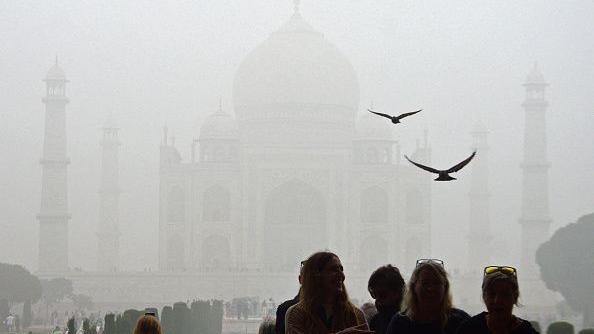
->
[67,317,77,334]
[83,319,90,334]
[103,314,116,334]
[22,300,32,329]
[0,263,42,319]
[547,321,574,334]
[210,300,223,334]
[172,302,190,334]
[161,306,173,334]
[71,294,93,311]
[40,278,73,305]
[536,213,594,328]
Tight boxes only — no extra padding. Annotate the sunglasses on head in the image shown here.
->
[484,266,517,276]
[416,259,444,267]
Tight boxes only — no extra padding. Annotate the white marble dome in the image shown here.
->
[199,110,239,141]
[233,9,359,121]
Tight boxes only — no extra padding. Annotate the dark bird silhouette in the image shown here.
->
[368,108,422,124]
[405,151,477,181]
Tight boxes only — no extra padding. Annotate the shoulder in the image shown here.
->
[285,303,310,333]
[352,306,368,325]
[450,308,471,320]
[457,312,488,334]
[285,302,306,319]
[277,298,298,315]
[515,317,540,334]
[386,313,412,334]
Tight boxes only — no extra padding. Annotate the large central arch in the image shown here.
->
[263,179,326,271]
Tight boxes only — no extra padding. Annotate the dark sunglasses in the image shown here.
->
[416,258,444,267]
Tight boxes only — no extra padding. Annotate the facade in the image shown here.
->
[38,59,71,273]
[467,121,492,269]
[96,117,121,272]
[157,7,432,276]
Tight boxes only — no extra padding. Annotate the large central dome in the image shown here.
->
[233,9,359,122]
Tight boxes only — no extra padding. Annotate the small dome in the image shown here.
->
[199,111,239,141]
[46,61,66,80]
[471,120,488,133]
[525,63,546,85]
[103,115,118,129]
[356,112,393,140]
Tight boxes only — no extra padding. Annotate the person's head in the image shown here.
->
[300,251,357,326]
[368,264,405,310]
[133,315,161,334]
[360,302,378,322]
[482,267,519,319]
[404,260,452,325]
[301,251,346,305]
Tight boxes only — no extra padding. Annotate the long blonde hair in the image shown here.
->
[300,251,359,329]
[403,262,453,327]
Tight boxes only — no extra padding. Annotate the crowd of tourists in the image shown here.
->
[131,250,538,334]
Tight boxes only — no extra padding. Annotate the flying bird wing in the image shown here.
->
[404,155,440,174]
[446,151,477,173]
[396,109,423,120]
[368,109,393,120]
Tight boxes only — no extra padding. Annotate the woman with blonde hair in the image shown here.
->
[133,314,162,334]
[457,266,538,334]
[386,259,469,334]
[285,251,372,334]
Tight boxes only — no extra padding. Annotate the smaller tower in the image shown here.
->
[467,121,492,269]
[519,64,551,278]
[96,116,121,272]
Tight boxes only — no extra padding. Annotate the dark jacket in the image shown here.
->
[369,305,399,334]
[386,308,470,334]
[275,294,299,334]
[457,312,539,334]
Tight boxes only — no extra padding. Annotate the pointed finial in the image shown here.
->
[163,124,168,145]
[293,0,300,14]
[423,128,428,148]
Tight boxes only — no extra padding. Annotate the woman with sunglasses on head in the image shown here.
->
[285,251,373,334]
[386,259,470,334]
[457,266,538,334]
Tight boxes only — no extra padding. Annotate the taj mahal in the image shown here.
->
[36,3,556,315]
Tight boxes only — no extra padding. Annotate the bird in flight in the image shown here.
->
[405,151,477,181]
[368,108,422,124]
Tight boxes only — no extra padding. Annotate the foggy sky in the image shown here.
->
[1,0,593,273]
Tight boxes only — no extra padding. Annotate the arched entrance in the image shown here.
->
[263,179,326,271]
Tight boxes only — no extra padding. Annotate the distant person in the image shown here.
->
[275,261,304,334]
[386,259,469,334]
[285,251,372,334]
[258,317,276,334]
[133,314,161,334]
[360,302,378,323]
[457,266,539,334]
[368,264,406,334]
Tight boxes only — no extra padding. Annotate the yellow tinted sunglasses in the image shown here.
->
[484,266,517,276]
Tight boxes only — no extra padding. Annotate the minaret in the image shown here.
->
[467,121,492,269]
[519,64,551,278]
[96,116,121,272]
[37,59,70,272]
